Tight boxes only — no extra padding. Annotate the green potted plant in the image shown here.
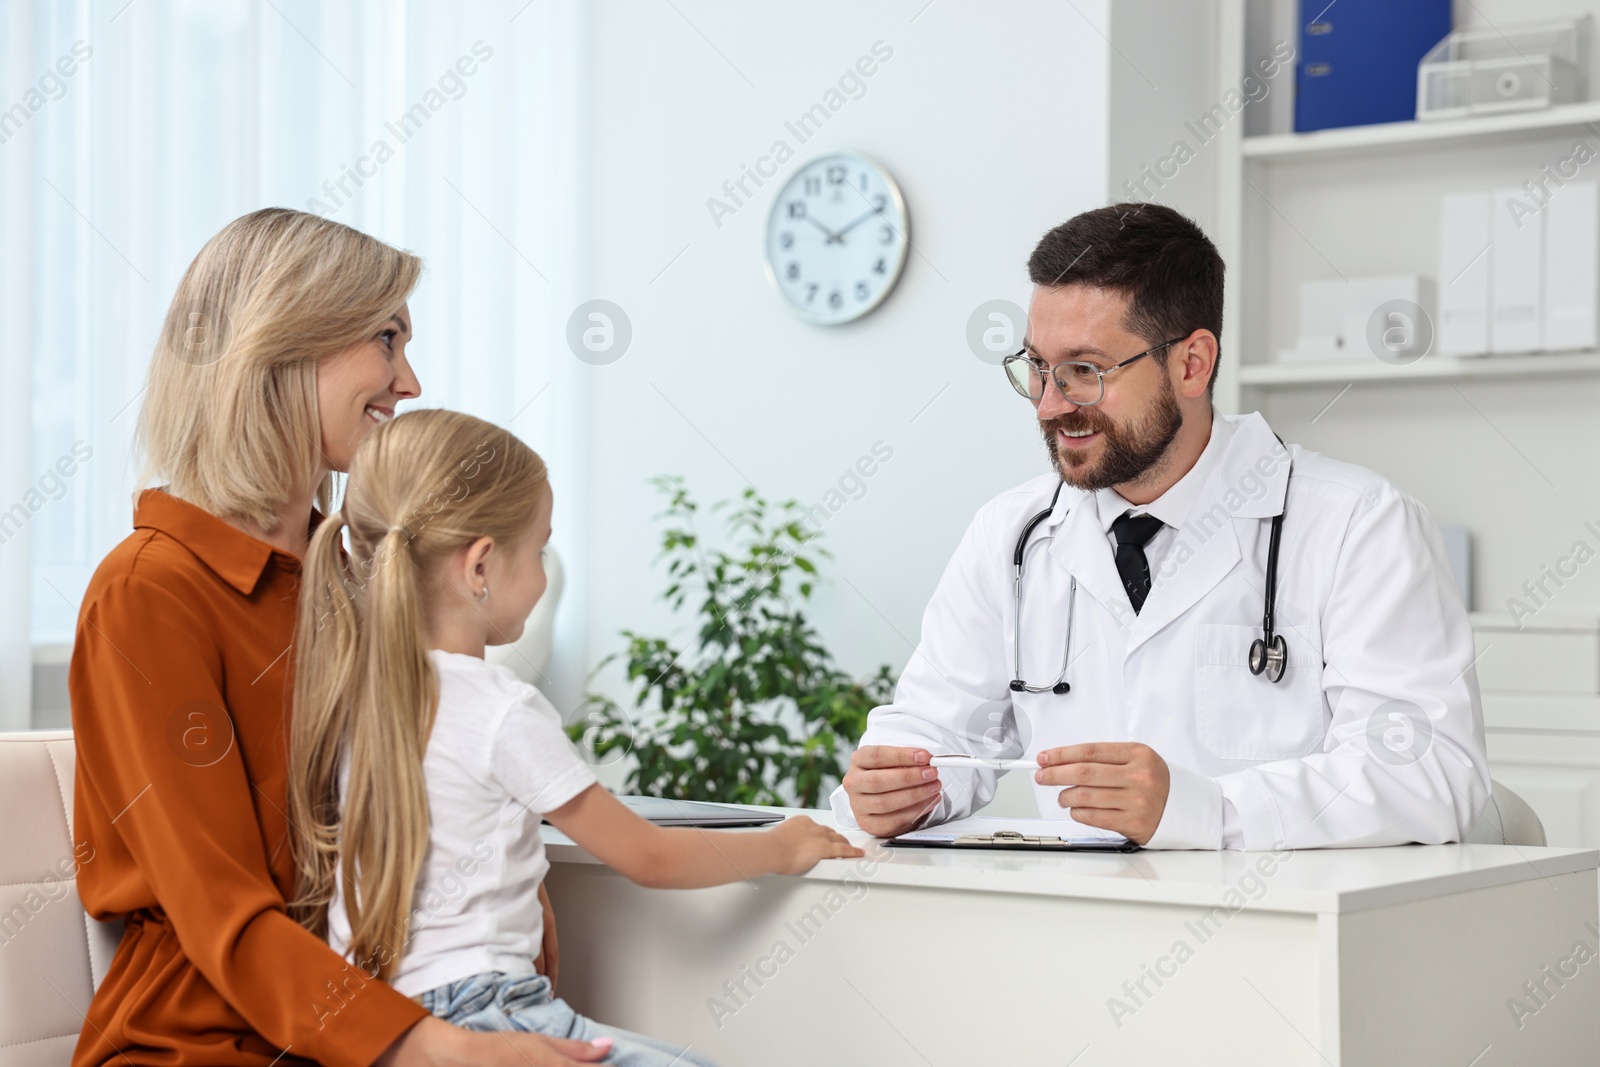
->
[570,476,896,808]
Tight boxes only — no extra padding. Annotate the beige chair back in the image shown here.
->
[0,731,122,1066]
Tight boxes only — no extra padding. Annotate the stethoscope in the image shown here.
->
[1009,460,1291,694]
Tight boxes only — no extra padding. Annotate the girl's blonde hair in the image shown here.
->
[138,208,422,531]
[288,408,549,980]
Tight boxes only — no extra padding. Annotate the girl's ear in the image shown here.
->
[442,536,496,601]
[463,535,495,582]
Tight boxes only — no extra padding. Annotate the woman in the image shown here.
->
[69,208,602,1067]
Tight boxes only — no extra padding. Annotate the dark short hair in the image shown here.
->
[1027,203,1224,395]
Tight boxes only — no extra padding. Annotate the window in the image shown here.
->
[0,0,586,727]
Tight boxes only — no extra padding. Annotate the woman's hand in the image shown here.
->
[377,1017,610,1067]
[765,815,864,875]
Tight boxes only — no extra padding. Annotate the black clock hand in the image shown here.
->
[805,215,842,243]
[834,204,885,240]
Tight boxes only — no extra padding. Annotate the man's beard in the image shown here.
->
[1039,378,1183,492]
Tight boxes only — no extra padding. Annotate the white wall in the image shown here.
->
[579,1,1119,717]
[1107,1,1220,228]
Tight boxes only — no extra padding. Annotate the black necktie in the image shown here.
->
[1110,511,1165,614]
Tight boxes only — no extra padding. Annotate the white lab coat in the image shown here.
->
[830,412,1491,849]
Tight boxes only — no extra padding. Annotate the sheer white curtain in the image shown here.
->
[0,0,590,729]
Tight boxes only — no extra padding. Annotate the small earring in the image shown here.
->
[474,584,490,603]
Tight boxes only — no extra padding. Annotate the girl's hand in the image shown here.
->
[767,815,864,874]
[546,785,864,889]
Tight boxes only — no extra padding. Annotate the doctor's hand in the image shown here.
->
[1035,742,1171,846]
[842,746,943,838]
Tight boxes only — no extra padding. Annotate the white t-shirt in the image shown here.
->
[328,649,597,997]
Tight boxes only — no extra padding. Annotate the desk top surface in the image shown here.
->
[543,806,1600,915]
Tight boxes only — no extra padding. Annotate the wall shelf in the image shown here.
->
[1241,99,1600,163]
[1239,350,1600,387]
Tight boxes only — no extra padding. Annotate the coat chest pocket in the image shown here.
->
[1193,623,1327,760]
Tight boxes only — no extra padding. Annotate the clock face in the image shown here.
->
[764,151,909,325]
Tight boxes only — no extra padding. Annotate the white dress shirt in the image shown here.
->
[1092,409,1237,580]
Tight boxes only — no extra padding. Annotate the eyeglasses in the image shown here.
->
[1002,336,1189,407]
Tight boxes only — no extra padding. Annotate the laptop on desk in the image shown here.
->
[544,795,788,828]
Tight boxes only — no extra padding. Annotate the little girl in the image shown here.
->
[288,408,861,1065]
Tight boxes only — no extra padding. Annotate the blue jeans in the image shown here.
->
[418,971,720,1067]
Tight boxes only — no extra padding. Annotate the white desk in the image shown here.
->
[544,811,1600,1066]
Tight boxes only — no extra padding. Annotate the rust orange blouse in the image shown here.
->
[70,489,427,1067]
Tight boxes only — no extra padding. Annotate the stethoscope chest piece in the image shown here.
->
[1249,632,1287,683]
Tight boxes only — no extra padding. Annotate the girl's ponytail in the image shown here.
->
[335,524,436,977]
[288,408,548,980]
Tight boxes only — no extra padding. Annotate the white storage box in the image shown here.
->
[1418,17,1587,121]
[1438,192,1492,356]
[1439,524,1473,611]
[1280,274,1434,363]
[1491,185,1544,352]
[1543,180,1600,351]
[1471,610,1600,695]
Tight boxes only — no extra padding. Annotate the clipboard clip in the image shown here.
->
[952,830,1073,850]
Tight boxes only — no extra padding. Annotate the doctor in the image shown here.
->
[832,203,1490,849]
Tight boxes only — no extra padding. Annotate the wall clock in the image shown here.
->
[764,150,910,325]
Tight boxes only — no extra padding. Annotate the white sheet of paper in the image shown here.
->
[895,814,1130,846]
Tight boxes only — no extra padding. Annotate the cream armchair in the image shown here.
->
[0,731,121,1066]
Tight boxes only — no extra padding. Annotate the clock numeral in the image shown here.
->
[806,283,818,304]
[780,231,794,250]
[879,224,894,245]
[829,290,843,310]
[873,194,887,212]
[855,281,870,301]
[803,176,821,196]
[786,262,800,281]
[873,257,886,275]
[788,201,807,220]
[827,164,847,186]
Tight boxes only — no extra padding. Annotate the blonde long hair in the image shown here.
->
[288,408,550,979]
[137,208,422,532]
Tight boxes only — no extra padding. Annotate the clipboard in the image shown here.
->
[885,815,1140,853]
[887,828,1140,853]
